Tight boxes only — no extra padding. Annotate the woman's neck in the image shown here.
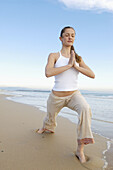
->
[61,46,71,56]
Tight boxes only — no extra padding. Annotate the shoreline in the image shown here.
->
[0,94,112,170]
[2,88,113,141]
[5,94,113,141]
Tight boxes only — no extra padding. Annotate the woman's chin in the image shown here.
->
[65,44,73,47]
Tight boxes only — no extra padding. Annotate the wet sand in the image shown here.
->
[0,94,111,170]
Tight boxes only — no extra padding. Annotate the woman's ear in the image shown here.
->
[59,37,62,42]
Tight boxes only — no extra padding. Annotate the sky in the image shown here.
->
[0,0,113,91]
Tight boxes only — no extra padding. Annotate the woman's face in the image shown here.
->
[60,28,75,47]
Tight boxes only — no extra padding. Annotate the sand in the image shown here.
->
[0,94,111,170]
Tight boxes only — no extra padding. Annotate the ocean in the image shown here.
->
[0,87,113,141]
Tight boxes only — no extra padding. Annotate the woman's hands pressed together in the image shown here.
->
[68,50,75,67]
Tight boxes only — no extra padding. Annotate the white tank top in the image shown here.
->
[52,52,79,91]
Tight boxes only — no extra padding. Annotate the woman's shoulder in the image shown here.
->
[49,52,59,57]
[48,52,60,61]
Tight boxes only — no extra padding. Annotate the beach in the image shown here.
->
[0,94,112,170]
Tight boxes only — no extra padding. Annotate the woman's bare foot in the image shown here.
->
[36,128,45,134]
[76,143,86,163]
[75,151,86,163]
[36,128,54,134]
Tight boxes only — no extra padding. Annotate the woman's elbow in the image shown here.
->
[45,73,50,78]
[45,71,51,78]
[91,73,95,79]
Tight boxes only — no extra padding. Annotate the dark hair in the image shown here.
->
[60,26,81,63]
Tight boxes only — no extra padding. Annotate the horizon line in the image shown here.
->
[0,86,113,92]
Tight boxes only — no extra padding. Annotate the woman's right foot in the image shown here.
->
[36,128,45,134]
[36,128,54,134]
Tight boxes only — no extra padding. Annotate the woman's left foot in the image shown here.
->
[75,152,86,163]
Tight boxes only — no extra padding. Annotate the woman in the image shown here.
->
[37,26,95,163]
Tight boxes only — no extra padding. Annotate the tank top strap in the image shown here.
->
[59,51,62,57]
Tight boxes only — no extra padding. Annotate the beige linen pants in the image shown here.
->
[43,90,94,145]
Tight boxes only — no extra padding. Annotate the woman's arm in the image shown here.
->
[45,53,74,77]
[74,58,95,79]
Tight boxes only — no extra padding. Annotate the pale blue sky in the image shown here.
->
[0,0,113,90]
